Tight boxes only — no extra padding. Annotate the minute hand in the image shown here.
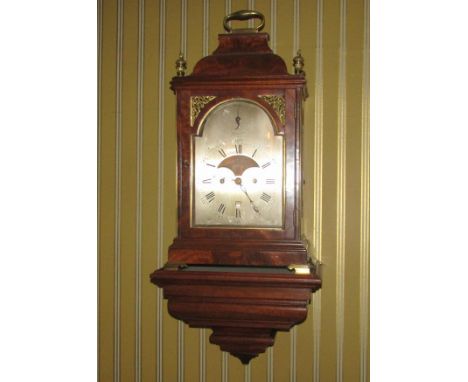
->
[240,185,260,214]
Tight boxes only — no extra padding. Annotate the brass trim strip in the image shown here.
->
[360,0,370,381]
[135,0,145,381]
[313,1,324,380]
[113,0,124,381]
[336,0,348,381]
[157,1,166,381]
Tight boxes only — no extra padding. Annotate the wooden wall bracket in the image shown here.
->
[150,266,321,364]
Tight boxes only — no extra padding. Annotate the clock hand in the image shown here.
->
[239,184,260,214]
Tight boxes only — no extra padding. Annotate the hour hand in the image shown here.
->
[240,185,260,214]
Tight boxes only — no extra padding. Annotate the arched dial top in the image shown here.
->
[192,99,284,228]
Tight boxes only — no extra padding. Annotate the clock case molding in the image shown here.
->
[151,14,321,364]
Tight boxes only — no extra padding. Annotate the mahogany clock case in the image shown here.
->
[151,16,321,364]
[168,32,309,267]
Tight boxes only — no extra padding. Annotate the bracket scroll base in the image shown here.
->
[150,266,321,364]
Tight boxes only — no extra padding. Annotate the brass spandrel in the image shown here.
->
[190,96,216,126]
[259,95,285,125]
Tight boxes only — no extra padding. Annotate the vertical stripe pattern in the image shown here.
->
[181,0,187,55]
[360,0,370,381]
[157,2,166,382]
[200,4,208,380]
[312,1,324,381]
[200,4,208,379]
[199,328,206,381]
[270,0,277,52]
[113,1,124,381]
[98,1,369,381]
[267,347,274,382]
[222,352,229,382]
[97,0,102,379]
[248,0,255,28]
[336,0,348,380]
[267,5,277,380]
[290,2,300,380]
[293,0,299,55]
[135,1,145,382]
[290,327,297,382]
[221,5,229,380]
[178,3,187,381]
[244,364,251,382]
[178,320,184,382]
[220,2,230,374]
[203,0,209,56]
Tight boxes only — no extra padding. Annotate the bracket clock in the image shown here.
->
[151,10,321,364]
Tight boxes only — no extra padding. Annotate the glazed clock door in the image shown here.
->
[192,98,284,228]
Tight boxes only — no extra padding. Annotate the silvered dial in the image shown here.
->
[193,99,284,228]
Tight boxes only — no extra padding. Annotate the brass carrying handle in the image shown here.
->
[223,10,265,33]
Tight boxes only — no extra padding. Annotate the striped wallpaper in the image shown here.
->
[98,0,369,381]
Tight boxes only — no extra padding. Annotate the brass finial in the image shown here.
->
[293,50,305,76]
[176,52,187,77]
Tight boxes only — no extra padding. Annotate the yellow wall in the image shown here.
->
[98,0,369,381]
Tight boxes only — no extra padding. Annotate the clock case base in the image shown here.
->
[150,266,321,364]
[168,238,309,266]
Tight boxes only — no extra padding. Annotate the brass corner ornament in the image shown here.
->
[259,95,286,125]
[190,96,216,126]
[293,50,305,76]
[176,52,187,77]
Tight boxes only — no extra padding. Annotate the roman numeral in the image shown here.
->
[262,161,271,169]
[206,163,216,167]
[252,148,258,158]
[235,144,242,154]
[218,148,227,158]
[260,193,271,203]
[202,178,212,184]
[205,192,215,203]
[217,203,226,215]
[265,178,275,184]
[235,201,241,218]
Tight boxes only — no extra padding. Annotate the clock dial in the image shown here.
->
[193,99,284,228]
